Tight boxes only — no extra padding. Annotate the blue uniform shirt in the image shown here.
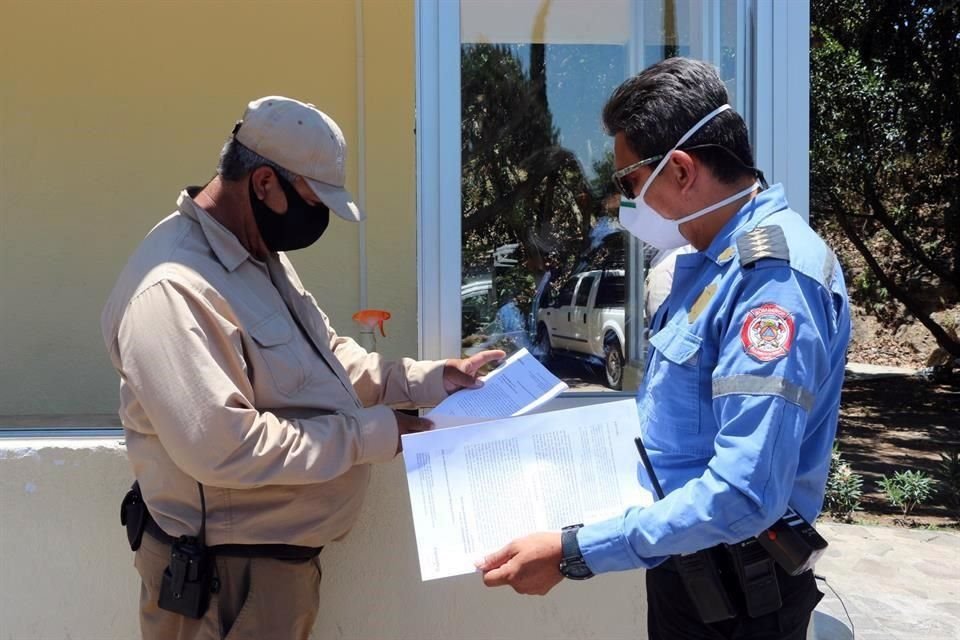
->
[579,184,851,574]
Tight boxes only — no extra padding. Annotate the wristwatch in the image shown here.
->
[559,524,594,580]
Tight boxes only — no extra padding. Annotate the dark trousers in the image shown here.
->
[646,559,822,640]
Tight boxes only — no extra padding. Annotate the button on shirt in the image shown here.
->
[579,184,852,573]
[101,189,448,547]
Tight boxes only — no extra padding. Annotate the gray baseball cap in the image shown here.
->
[235,96,364,222]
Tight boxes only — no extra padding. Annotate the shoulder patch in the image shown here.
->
[737,225,790,268]
[740,303,795,362]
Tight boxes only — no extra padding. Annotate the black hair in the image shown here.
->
[602,57,756,184]
[217,136,297,183]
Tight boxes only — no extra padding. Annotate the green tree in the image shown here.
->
[810,0,960,359]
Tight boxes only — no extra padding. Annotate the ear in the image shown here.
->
[669,150,698,195]
[249,166,277,201]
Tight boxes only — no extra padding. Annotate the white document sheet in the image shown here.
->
[402,398,653,581]
[428,348,567,428]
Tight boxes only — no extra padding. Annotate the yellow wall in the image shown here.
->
[0,0,418,415]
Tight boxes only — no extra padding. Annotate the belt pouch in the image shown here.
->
[674,549,738,623]
[120,482,147,552]
[729,538,782,617]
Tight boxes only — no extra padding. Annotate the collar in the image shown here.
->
[176,187,252,272]
[702,183,789,266]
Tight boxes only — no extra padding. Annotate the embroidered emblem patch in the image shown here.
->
[740,303,795,362]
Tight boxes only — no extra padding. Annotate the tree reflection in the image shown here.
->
[460,43,624,353]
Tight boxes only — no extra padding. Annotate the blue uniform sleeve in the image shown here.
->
[578,262,834,574]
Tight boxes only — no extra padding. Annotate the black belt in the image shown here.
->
[143,511,323,561]
[656,550,812,576]
[123,482,322,561]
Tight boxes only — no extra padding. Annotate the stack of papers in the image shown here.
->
[402,350,651,581]
[427,348,568,428]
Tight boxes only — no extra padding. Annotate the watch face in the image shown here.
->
[564,562,593,579]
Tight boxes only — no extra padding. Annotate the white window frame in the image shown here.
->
[416,0,810,395]
[416,0,462,363]
[753,0,810,220]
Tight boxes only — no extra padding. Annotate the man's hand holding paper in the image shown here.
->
[442,349,506,393]
[428,348,568,428]
[394,349,503,453]
[477,532,564,596]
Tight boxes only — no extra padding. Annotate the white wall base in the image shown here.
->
[1,436,649,639]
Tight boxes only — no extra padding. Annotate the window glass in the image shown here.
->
[596,273,626,308]
[459,0,746,392]
[557,277,578,307]
[575,276,595,307]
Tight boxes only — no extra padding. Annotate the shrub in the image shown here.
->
[824,447,863,522]
[935,448,960,513]
[879,470,935,519]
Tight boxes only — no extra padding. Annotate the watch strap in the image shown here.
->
[560,524,594,580]
[561,524,582,560]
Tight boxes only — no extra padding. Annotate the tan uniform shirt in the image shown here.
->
[645,245,696,320]
[102,189,447,547]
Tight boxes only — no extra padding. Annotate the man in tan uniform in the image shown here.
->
[102,96,502,640]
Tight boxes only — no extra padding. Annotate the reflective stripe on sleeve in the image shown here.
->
[823,249,837,289]
[712,374,814,411]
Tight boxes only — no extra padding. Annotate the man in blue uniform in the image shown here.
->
[478,57,851,639]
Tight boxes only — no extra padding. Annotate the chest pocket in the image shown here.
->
[248,313,311,397]
[641,323,704,436]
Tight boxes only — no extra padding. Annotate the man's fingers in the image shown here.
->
[481,563,512,587]
[449,368,482,389]
[468,349,506,372]
[456,349,505,387]
[395,411,434,435]
[443,350,506,392]
[405,414,433,432]
[476,544,513,571]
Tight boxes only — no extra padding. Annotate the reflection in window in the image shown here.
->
[575,277,595,307]
[457,1,747,392]
[557,278,577,308]
[596,273,626,308]
[459,42,628,391]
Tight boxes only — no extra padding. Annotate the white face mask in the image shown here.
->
[618,103,760,250]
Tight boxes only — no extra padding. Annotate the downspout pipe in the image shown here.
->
[355,0,368,311]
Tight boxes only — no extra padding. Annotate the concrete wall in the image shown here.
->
[0,437,649,639]
[0,0,420,415]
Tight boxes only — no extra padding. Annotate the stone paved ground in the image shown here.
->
[811,522,960,640]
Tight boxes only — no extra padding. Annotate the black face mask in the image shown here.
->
[249,170,330,252]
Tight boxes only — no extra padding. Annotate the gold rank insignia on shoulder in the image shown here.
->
[688,282,718,323]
